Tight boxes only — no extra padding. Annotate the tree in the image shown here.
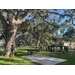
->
[0,9,33,56]
[63,26,75,49]
[16,9,75,47]
[1,9,75,56]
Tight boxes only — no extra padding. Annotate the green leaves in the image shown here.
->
[16,9,75,46]
[63,26,75,42]
[60,29,64,33]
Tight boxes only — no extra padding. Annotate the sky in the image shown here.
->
[23,9,69,35]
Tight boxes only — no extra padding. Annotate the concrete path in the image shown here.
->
[21,55,67,65]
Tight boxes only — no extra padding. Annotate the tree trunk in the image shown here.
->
[1,9,32,56]
[36,39,40,48]
[2,25,17,56]
[36,37,40,48]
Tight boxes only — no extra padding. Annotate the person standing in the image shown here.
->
[48,46,49,50]
[66,46,68,53]
[49,46,50,51]
[67,46,69,52]
[74,47,75,53]
[46,46,47,50]
[9,45,14,61]
[53,46,55,52]
[64,46,66,53]
[56,46,58,52]
[60,46,62,51]
[50,46,53,54]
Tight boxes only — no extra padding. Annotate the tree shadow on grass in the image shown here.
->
[0,56,41,65]
[0,49,40,65]
[11,50,41,65]
[17,49,38,52]
[0,58,12,65]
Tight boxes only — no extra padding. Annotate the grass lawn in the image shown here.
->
[0,46,75,65]
[0,46,3,49]
[0,46,40,65]
[38,51,75,65]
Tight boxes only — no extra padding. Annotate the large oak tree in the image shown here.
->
[0,9,33,56]
[0,9,75,56]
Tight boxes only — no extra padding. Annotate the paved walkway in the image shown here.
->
[21,55,67,65]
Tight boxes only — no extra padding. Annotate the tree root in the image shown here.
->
[2,50,10,56]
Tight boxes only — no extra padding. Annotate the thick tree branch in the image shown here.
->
[72,17,75,26]
[12,9,18,16]
[37,11,59,28]
[0,11,7,30]
[15,9,28,20]
[40,10,73,17]
[42,11,75,27]
[34,10,74,28]
[15,9,22,20]
[20,9,32,18]
[49,11,72,18]
[17,9,33,29]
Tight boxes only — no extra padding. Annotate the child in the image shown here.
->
[53,46,55,52]
[9,45,14,61]
[56,46,58,52]
[48,46,49,50]
[48,46,50,51]
[67,46,69,53]
[64,46,66,53]
[50,46,53,54]
[74,47,75,53]
[46,46,47,50]
[43,46,44,50]
[66,46,68,53]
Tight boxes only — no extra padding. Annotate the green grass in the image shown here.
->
[0,46,75,65]
[37,51,75,65]
[0,52,40,65]
[0,46,40,65]
[0,46,3,49]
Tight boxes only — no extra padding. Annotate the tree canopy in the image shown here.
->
[14,9,75,46]
[0,9,75,56]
